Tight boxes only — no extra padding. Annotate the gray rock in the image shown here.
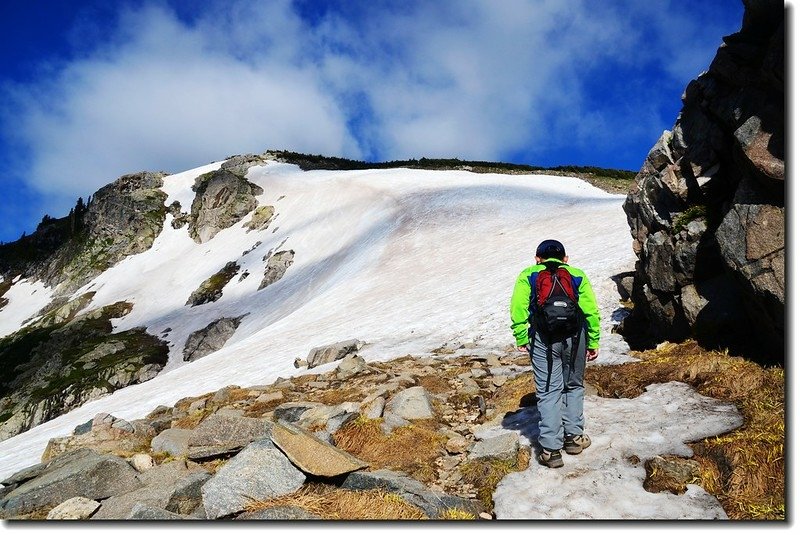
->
[188,169,264,243]
[127,503,193,520]
[306,339,364,369]
[130,453,155,473]
[296,402,359,432]
[0,449,142,518]
[152,428,193,457]
[1,463,47,487]
[186,414,272,461]
[342,469,482,519]
[621,0,784,359]
[385,386,434,420]
[183,316,245,362]
[380,413,410,434]
[185,262,240,307]
[361,396,385,419]
[166,472,212,515]
[258,250,295,291]
[201,439,306,519]
[273,401,323,423]
[236,506,321,520]
[468,432,520,462]
[270,421,368,477]
[91,460,203,520]
[46,496,101,520]
[335,353,367,379]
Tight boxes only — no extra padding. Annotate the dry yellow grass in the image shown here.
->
[586,340,784,520]
[247,482,427,520]
[486,373,535,419]
[332,416,446,484]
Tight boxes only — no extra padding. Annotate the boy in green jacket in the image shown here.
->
[510,239,600,468]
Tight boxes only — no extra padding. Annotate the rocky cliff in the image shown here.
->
[0,171,169,297]
[622,0,784,362]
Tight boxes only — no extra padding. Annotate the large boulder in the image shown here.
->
[188,169,264,243]
[200,439,306,519]
[182,316,245,362]
[305,339,364,369]
[622,0,784,361]
[186,414,272,461]
[384,386,435,420]
[91,460,206,520]
[270,421,368,477]
[0,449,142,518]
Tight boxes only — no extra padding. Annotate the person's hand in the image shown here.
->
[516,345,529,353]
[586,348,598,361]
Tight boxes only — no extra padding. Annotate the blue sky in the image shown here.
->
[0,0,746,243]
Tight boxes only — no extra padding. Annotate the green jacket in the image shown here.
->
[510,258,600,349]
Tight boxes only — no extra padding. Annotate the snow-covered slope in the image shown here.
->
[0,160,638,499]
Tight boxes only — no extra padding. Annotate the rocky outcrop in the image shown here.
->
[0,449,143,518]
[0,302,168,441]
[185,262,240,307]
[258,249,294,290]
[622,0,784,361]
[182,316,246,362]
[303,339,364,369]
[244,205,275,232]
[0,171,169,297]
[188,170,263,243]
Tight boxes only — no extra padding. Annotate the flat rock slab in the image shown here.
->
[166,472,212,515]
[468,432,520,461]
[306,339,364,369]
[0,449,142,518]
[127,503,193,520]
[187,414,272,461]
[152,428,193,457]
[46,497,101,520]
[342,469,482,519]
[201,439,305,519]
[236,506,321,520]
[385,386,434,420]
[271,421,368,477]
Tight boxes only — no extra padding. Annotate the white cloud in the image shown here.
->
[1,0,742,218]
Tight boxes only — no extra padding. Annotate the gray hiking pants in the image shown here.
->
[528,329,587,451]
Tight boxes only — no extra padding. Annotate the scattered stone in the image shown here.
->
[185,261,240,307]
[201,439,306,519]
[152,428,193,457]
[166,472,212,515]
[274,401,323,423]
[380,413,411,435]
[255,391,284,404]
[270,421,368,477]
[188,398,208,412]
[297,402,359,433]
[385,386,434,420]
[130,453,155,473]
[92,460,205,520]
[492,375,508,387]
[361,396,385,419]
[445,436,469,455]
[237,506,321,520]
[127,503,193,520]
[336,354,367,379]
[293,358,308,369]
[468,433,520,462]
[643,456,702,495]
[46,496,101,520]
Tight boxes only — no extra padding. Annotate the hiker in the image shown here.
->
[509,239,600,468]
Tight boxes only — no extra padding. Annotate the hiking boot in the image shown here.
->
[537,448,564,468]
[563,434,591,455]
